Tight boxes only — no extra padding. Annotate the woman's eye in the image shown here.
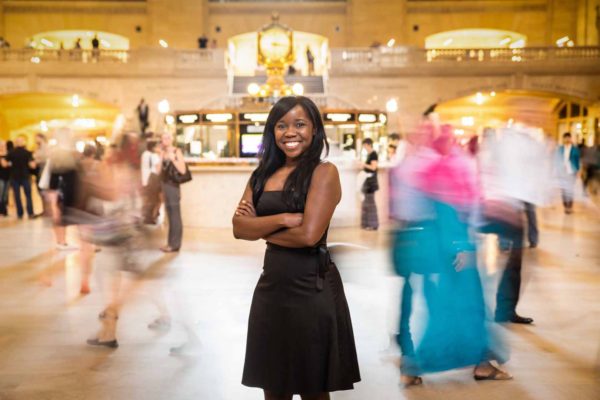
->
[296,122,306,128]
[276,124,286,130]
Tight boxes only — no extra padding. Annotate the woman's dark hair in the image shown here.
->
[363,138,374,146]
[146,140,157,152]
[250,96,329,210]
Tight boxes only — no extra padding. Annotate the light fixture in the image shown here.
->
[386,98,398,113]
[490,91,496,97]
[205,113,233,123]
[40,121,48,132]
[567,40,574,47]
[40,38,54,47]
[461,116,475,126]
[556,36,570,47]
[292,83,304,96]
[178,114,199,124]
[247,83,260,96]
[474,92,485,105]
[243,113,269,122]
[100,39,111,48]
[387,38,396,47]
[158,99,170,114]
[443,38,453,46]
[159,39,169,48]
[95,136,108,144]
[509,39,525,49]
[499,37,511,46]
[358,114,377,123]
[30,56,41,64]
[76,141,86,153]
[165,115,176,125]
[326,113,352,122]
[71,94,80,108]
[379,114,387,124]
[454,129,465,136]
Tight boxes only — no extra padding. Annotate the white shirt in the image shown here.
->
[141,150,160,186]
[563,144,573,174]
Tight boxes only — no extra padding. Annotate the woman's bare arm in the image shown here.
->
[263,162,341,248]
[232,183,301,241]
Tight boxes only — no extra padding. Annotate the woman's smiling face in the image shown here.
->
[274,105,314,161]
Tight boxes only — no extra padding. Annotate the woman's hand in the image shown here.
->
[282,213,303,228]
[235,200,256,217]
[453,251,474,272]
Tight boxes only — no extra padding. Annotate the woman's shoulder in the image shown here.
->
[314,161,339,180]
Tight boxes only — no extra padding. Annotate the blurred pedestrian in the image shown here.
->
[137,98,149,134]
[233,96,360,398]
[33,133,48,216]
[159,133,186,252]
[391,123,511,386]
[0,140,9,216]
[1,136,36,218]
[141,140,161,224]
[361,138,379,230]
[306,46,315,76]
[556,132,580,214]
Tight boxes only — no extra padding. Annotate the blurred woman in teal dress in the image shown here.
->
[389,123,510,386]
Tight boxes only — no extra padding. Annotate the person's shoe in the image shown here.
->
[529,242,538,249]
[148,317,171,331]
[496,314,533,324]
[86,338,119,348]
[474,366,513,381]
[160,246,179,253]
[169,340,201,356]
[56,243,79,251]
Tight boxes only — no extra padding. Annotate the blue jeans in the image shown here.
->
[0,179,9,215]
[11,178,34,217]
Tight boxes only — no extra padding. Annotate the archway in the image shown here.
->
[434,90,597,145]
[0,92,122,146]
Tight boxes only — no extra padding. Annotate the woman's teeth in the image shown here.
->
[284,141,300,149]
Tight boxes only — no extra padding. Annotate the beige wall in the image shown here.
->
[0,0,596,50]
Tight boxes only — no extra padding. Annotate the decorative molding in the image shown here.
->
[4,1,147,14]
[407,1,547,14]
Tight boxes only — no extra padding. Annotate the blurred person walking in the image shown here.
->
[556,132,580,214]
[33,133,48,216]
[361,138,379,230]
[1,136,36,218]
[159,133,188,252]
[0,141,10,216]
[141,140,162,224]
[391,123,510,386]
[233,96,360,399]
[137,98,150,134]
[43,128,79,250]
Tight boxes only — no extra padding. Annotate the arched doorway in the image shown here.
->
[434,90,597,145]
[0,92,122,146]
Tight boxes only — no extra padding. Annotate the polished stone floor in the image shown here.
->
[0,202,598,400]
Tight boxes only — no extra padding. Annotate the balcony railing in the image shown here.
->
[332,46,600,71]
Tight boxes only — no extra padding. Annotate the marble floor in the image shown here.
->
[0,202,598,400]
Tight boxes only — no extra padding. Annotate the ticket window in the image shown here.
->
[324,124,358,159]
[178,124,234,158]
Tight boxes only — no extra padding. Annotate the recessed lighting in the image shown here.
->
[159,39,168,48]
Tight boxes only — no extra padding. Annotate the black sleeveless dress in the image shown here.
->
[242,191,361,394]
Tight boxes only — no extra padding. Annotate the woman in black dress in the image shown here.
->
[233,96,360,400]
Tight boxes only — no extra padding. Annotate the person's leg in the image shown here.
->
[495,222,525,321]
[11,180,24,217]
[78,229,94,294]
[301,393,330,400]
[264,392,292,400]
[22,178,34,216]
[0,179,7,215]
[168,200,183,250]
[397,277,415,357]
[523,202,538,247]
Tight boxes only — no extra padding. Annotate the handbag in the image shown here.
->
[361,175,379,194]
[165,161,192,184]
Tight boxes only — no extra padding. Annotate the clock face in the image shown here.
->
[259,30,291,60]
